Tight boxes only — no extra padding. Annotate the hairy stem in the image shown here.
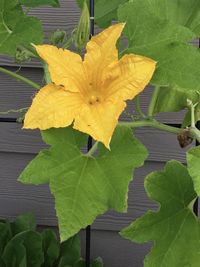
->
[86,118,200,156]
[148,86,160,117]
[135,96,146,118]
[87,141,99,157]
[0,107,28,115]
[44,64,52,84]
[0,67,40,90]
[120,119,181,134]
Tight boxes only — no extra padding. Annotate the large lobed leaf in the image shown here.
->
[187,145,200,196]
[121,161,200,267]
[19,126,148,241]
[118,0,200,116]
[0,0,43,56]
[146,0,200,36]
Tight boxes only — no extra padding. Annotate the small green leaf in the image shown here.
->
[0,222,12,255]
[187,145,200,196]
[11,213,36,236]
[121,161,200,267]
[59,234,81,266]
[73,259,85,267]
[2,231,44,267]
[41,229,60,267]
[91,257,103,267]
[20,0,60,7]
[0,0,43,56]
[20,126,148,241]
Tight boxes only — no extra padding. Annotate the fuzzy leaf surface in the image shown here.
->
[19,127,87,185]
[118,1,200,94]
[19,126,148,241]
[0,0,43,56]
[147,0,200,36]
[121,161,200,267]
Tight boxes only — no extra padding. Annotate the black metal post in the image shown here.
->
[85,1,94,267]
[193,41,200,216]
[194,120,200,216]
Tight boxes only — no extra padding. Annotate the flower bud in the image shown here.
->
[75,0,90,50]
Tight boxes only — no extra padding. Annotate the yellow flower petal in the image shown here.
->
[104,54,156,101]
[35,45,87,93]
[24,84,83,130]
[83,23,125,90]
[73,99,126,148]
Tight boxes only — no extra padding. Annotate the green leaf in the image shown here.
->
[146,0,200,36]
[73,259,85,267]
[20,0,60,7]
[19,127,87,185]
[19,126,148,241]
[187,145,200,196]
[0,222,12,255]
[118,1,195,49]
[11,213,36,236]
[118,1,200,93]
[152,84,200,115]
[0,0,43,56]
[76,0,128,28]
[121,161,200,267]
[59,234,81,266]
[41,229,59,267]
[41,127,87,148]
[73,257,103,267]
[2,231,44,267]
[91,257,103,267]
[153,85,190,113]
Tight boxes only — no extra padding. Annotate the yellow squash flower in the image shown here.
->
[24,23,156,148]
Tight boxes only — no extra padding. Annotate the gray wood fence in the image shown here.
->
[0,1,192,266]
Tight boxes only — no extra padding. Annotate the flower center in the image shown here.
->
[88,95,101,105]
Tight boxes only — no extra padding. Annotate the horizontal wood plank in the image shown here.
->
[0,152,162,231]
[0,122,191,162]
[79,229,150,267]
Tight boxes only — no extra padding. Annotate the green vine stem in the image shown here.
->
[148,86,160,117]
[87,118,200,156]
[0,66,40,90]
[44,64,52,84]
[120,119,181,134]
[0,107,28,115]
[135,96,146,118]
[87,141,99,157]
